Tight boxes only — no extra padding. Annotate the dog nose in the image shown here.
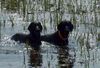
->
[35,26,42,32]
[65,26,70,31]
[36,26,40,30]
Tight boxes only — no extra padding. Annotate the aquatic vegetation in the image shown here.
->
[9,16,14,27]
[0,0,100,68]
[97,33,100,41]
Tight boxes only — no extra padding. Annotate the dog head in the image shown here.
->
[57,21,73,38]
[28,22,43,46]
[28,22,42,34]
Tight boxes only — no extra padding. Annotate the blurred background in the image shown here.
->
[0,0,100,68]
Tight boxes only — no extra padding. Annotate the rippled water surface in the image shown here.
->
[0,12,100,68]
[0,0,100,67]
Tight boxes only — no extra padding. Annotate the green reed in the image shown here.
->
[1,0,5,10]
[9,16,14,27]
[1,0,99,41]
[0,20,1,42]
[22,0,26,18]
[0,0,100,68]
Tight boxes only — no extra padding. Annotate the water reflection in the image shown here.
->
[27,45,75,68]
[28,48,42,68]
[58,46,75,68]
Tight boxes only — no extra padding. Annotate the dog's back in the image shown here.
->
[11,33,28,43]
[41,21,73,46]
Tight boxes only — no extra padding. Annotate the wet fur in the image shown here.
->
[11,22,42,48]
[41,21,73,46]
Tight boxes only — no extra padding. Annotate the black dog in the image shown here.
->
[11,22,42,48]
[41,21,73,46]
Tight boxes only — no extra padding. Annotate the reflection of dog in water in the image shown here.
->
[41,21,73,46]
[58,47,75,68]
[11,22,42,49]
[29,49,42,67]
[11,20,74,68]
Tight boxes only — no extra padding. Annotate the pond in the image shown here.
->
[0,11,100,68]
[0,0,100,68]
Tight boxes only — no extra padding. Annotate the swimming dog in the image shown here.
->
[11,22,42,48]
[41,21,73,46]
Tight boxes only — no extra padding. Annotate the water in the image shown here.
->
[0,0,100,68]
[0,12,100,68]
[0,12,76,68]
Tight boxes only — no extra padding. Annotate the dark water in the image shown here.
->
[0,12,100,68]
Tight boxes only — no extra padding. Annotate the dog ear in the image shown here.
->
[28,22,35,32]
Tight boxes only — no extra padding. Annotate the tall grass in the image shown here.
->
[0,0,99,35]
[0,0,99,42]
[0,20,1,42]
[0,0,100,68]
[0,1,99,37]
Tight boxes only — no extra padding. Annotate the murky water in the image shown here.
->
[0,12,100,68]
[0,0,100,68]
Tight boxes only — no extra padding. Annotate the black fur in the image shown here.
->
[41,21,73,46]
[11,22,42,48]
[11,21,73,47]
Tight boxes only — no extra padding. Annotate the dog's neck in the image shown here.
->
[58,31,68,41]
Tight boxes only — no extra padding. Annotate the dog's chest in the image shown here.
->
[52,33,68,46]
